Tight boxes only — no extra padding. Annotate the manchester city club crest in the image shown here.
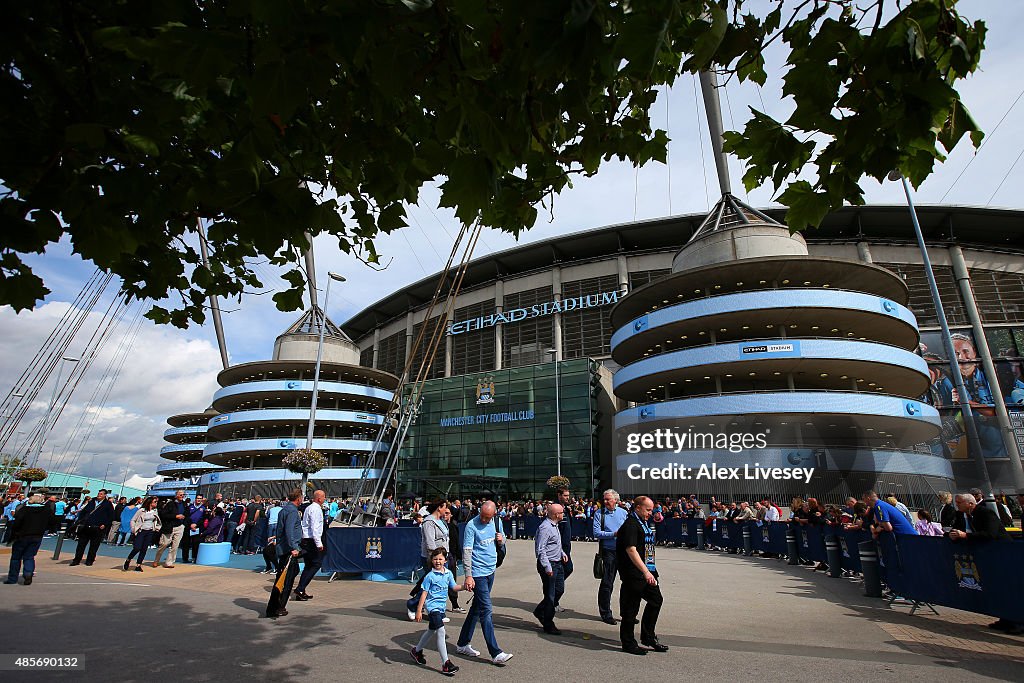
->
[954,553,982,591]
[761,526,771,544]
[476,377,496,405]
[365,537,383,559]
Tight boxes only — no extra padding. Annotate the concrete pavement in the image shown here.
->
[1,538,1021,682]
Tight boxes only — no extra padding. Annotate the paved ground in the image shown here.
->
[1,539,1021,682]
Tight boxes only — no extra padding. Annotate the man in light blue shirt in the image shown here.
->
[533,503,567,634]
[592,489,628,625]
[455,501,513,665]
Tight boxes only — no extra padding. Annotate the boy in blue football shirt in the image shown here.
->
[412,547,464,676]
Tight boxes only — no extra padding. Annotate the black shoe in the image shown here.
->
[266,609,288,618]
[988,619,1012,631]
[543,625,562,635]
[123,561,130,572]
[621,644,647,656]
[69,561,80,566]
[23,576,32,586]
[1004,624,1024,636]
[410,647,426,665]
[601,615,617,625]
[641,639,669,652]
[134,566,143,572]
[441,660,459,676]
[84,561,94,566]
[294,591,312,601]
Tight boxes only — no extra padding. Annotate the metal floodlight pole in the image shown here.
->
[546,349,561,477]
[303,272,346,492]
[892,171,994,504]
[33,356,80,467]
[102,463,111,491]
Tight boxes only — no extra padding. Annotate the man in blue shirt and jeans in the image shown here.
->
[592,489,627,626]
[455,501,513,666]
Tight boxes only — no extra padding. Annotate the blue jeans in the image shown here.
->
[457,573,502,657]
[7,536,43,580]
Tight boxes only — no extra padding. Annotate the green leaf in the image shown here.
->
[778,181,832,231]
[938,99,983,152]
[123,133,160,156]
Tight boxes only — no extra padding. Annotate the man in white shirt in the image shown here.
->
[762,500,781,522]
[294,490,326,601]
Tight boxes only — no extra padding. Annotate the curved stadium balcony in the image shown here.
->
[202,437,390,468]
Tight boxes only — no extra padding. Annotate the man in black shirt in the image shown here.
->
[242,496,264,554]
[616,496,667,656]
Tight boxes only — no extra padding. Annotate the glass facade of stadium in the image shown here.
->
[398,359,612,501]
[343,206,1024,507]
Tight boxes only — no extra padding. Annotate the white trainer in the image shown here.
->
[492,652,514,665]
[455,644,480,657]
[407,609,417,621]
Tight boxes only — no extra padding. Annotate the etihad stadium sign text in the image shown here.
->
[447,290,621,335]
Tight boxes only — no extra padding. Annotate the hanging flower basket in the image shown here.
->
[14,467,47,483]
[546,475,570,490]
[282,448,328,475]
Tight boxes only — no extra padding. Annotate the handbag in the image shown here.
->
[493,517,506,568]
[593,508,607,579]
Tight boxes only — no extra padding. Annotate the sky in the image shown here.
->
[2,1,1022,485]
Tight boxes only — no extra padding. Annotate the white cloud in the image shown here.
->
[0,301,221,482]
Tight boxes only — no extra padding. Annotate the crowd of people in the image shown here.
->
[3,483,1022,669]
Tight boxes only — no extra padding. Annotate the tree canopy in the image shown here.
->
[0,0,985,327]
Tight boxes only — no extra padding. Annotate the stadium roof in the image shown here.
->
[342,204,1024,340]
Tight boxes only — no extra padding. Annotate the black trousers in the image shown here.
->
[72,526,104,564]
[267,553,300,616]
[597,548,618,618]
[180,532,200,562]
[619,576,663,648]
[296,539,323,593]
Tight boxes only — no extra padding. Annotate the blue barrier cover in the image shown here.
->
[877,533,1024,621]
[322,527,422,574]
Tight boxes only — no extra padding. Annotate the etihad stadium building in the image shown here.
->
[342,204,1024,506]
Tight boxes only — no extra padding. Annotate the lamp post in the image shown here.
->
[33,357,80,467]
[102,463,112,492]
[303,272,346,492]
[118,464,129,499]
[889,170,994,507]
[546,348,561,477]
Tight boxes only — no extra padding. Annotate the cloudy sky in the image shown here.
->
[2,1,1021,486]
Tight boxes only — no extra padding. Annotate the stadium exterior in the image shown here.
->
[342,204,1024,505]
[155,310,400,499]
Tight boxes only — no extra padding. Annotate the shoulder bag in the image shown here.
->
[493,517,507,568]
[593,508,606,579]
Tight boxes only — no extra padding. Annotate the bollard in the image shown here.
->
[52,531,66,560]
[858,540,883,597]
[825,537,841,578]
[696,525,705,550]
[511,519,517,540]
[742,526,752,556]
[786,526,799,565]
